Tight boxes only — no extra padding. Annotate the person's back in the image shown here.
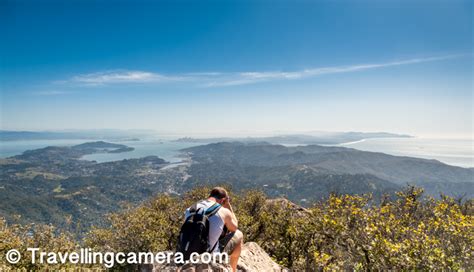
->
[179,187,243,272]
[184,199,225,252]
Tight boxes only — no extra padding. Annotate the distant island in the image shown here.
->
[16,141,135,162]
[175,131,412,145]
[73,141,135,153]
[119,138,141,142]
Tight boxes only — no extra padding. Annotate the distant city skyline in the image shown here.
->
[1,1,472,138]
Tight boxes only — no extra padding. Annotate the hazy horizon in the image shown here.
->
[1,128,472,140]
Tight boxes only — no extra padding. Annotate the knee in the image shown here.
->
[235,229,243,244]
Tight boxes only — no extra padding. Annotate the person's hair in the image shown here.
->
[209,187,227,200]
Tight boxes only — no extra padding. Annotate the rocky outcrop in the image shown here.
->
[266,198,310,215]
[149,242,285,272]
[237,242,285,271]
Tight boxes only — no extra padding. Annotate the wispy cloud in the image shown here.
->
[33,90,73,96]
[69,70,184,85]
[205,54,465,87]
[62,54,466,87]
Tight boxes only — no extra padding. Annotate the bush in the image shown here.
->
[0,218,97,270]
[2,186,473,270]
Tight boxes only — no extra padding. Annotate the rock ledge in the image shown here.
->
[149,242,285,272]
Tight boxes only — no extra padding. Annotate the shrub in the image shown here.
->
[2,186,472,270]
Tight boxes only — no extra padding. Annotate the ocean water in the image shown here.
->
[334,137,473,168]
[80,140,200,163]
[1,137,472,168]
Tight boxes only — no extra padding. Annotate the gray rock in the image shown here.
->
[238,242,285,272]
[147,242,285,272]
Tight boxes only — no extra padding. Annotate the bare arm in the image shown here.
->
[222,199,238,232]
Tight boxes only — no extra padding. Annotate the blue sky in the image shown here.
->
[1,0,472,137]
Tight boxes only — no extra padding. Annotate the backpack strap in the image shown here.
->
[188,203,198,213]
[204,202,221,217]
[185,203,199,221]
[186,201,221,220]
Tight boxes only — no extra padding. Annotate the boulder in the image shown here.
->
[148,242,285,272]
[238,242,285,272]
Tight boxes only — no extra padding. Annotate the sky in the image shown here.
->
[1,0,473,138]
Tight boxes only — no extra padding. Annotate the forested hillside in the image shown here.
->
[183,142,474,201]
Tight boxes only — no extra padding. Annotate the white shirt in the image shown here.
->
[184,199,225,252]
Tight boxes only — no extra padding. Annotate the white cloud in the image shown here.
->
[70,70,183,85]
[205,54,465,86]
[33,90,72,96]
[63,54,466,87]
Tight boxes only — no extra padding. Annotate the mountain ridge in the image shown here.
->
[182,142,474,200]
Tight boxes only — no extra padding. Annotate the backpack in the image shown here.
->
[177,201,222,261]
